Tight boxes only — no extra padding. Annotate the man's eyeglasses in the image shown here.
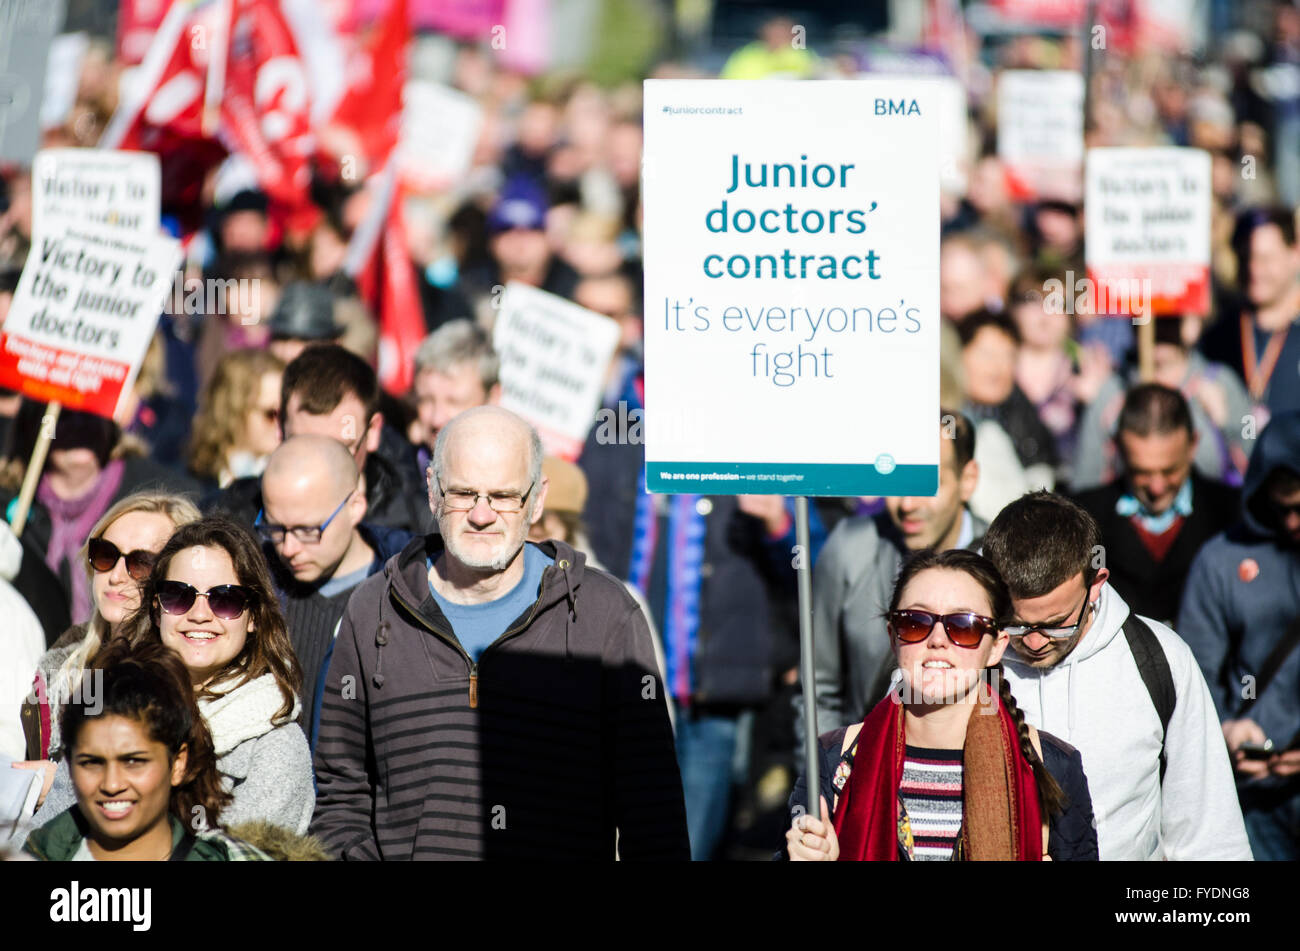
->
[1001,590,1091,640]
[255,493,352,545]
[437,478,534,514]
[887,610,999,649]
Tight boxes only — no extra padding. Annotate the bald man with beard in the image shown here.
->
[311,406,688,860]
[257,435,414,751]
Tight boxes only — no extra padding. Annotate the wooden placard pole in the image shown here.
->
[1137,311,1155,383]
[9,401,61,537]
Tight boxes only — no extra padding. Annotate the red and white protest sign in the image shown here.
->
[493,282,620,461]
[1085,147,1212,316]
[997,69,1084,202]
[0,226,181,417]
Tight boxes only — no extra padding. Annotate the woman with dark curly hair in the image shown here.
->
[23,638,266,861]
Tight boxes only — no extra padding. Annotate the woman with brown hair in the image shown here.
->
[187,348,285,491]
[785,548,1097,861]
[24,638,266,861]
[122,515,313,834]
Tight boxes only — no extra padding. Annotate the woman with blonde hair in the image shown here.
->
[10,491,201,823]
[187,348,285,491]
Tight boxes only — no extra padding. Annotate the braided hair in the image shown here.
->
[889,548,1068,818]
[989,662,1067,816]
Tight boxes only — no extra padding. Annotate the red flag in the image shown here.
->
[103,0,316,231]
[104,0,216,149]
[330,0,409,168]
[374,196,424,395]
[220,0,314,211]
[117,0,173,66]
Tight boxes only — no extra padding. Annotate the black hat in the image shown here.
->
[1153,317,1186,347]
[222,189,269,216]
[0,262,20,294]
[269,282,344,341]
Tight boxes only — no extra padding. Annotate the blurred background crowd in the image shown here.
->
[0,0,1298,859]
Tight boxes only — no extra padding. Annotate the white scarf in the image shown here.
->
[198,673,300,756]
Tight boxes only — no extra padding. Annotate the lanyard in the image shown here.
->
[1241,313,1289,403]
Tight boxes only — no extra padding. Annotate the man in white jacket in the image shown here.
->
[983,491,1251,860]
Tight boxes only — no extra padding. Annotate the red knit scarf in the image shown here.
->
[832,685,1043,861]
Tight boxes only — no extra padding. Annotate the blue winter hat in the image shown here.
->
[487,178,548,233]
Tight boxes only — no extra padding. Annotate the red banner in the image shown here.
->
[0,337,134,417]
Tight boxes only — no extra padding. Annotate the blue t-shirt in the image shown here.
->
[427,544,554,662]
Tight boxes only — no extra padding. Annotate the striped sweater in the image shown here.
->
[898,746,963,861]
[310,536,688,860]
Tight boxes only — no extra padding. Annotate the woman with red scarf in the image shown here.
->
[785,549,1097,861]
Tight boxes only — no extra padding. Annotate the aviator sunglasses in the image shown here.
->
[886,609,999,649]
[87,538,157,582]
[155,580,255,620]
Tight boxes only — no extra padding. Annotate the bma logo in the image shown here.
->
[874,99,921,116]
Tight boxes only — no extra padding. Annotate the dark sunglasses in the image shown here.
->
[887,610,999,649]
[155,580,255,620]
[88,538,156,582]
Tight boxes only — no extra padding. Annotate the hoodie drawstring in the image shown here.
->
[558,558,577,661]
[1066,652,1077,736]
[373,589,390,689]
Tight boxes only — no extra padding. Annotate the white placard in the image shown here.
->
[997,69,1084,201]
[398,81,483,191]
[1085,147,1211,316]
[32,149,161,238]
[0,224,181,417]
[0,0,64,164]
[40,33,89,130]
[493,282,621,461]
[642,79,940,497]
[863,73,969,195]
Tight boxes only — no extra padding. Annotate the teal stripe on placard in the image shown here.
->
[646,462,938,497]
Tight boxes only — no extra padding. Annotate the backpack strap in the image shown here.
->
[1122,615,1176,784]
[1231,615,1300,721]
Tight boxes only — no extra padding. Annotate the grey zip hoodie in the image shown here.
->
[310,535,688,860]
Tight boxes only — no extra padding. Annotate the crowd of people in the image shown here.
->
[0,2,1298,861]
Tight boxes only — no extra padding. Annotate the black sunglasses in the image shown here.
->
[155,580,255,620]
[88,538,157,582]
[887,610,999,649]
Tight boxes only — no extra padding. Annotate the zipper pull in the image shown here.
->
[469,664,478,708]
